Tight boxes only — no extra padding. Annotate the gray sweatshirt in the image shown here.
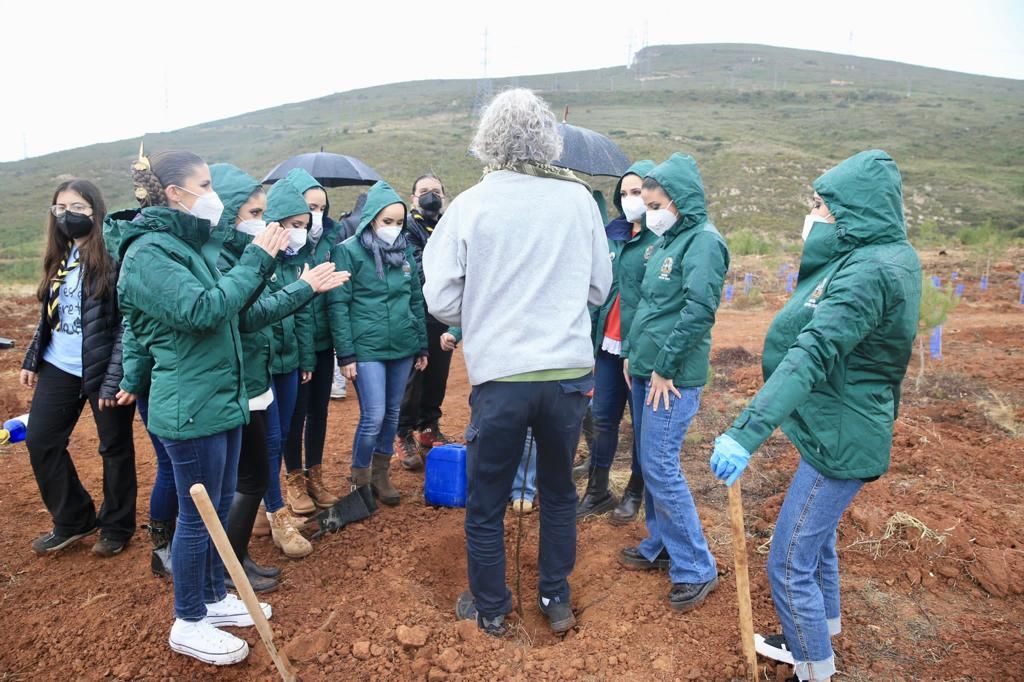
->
[422,170,612,386]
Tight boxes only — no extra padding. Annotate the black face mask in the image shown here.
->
[57,211,94,240]
[418,191,443,215]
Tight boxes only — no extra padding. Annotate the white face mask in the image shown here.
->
[645,208,677,237]
[308,211,324,241]
[802,214,819,242]
[286,227,307,252]
[176,186,224,226]
[621,195,646,222]
[236,219,266,237]
[376,225,402,245]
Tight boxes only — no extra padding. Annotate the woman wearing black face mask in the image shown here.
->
[396,174,462,469]
[20,179,137,559]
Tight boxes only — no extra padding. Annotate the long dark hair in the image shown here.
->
[37,179,112,302]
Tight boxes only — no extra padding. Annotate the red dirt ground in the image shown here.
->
[1,251,1022,681]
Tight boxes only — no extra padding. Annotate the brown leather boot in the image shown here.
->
[286,471,316,515]
[370,454,400,506]
[306,465,340,508]
[268,508,313,559]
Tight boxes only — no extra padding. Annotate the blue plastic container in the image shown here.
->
[424,444,468,508]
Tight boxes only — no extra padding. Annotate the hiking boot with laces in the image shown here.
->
[268,509,313,559]
[285,471,316,515]
[538,595,576,633]
[397,432,423,471]
[455,590,509,637]
[417,426,452,450]
[92,533,129,557]
[306,465,339,508]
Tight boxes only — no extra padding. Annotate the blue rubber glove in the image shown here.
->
[710,434,751,486]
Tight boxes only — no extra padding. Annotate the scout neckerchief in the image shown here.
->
[47,244,80,331]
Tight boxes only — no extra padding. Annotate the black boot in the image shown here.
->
[147,519,174,578]
[226,492,279,593]
[576,466,617,519]
[572,456,591,481]
[609,471,644,525]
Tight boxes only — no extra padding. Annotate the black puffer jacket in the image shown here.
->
[23,269,124,400]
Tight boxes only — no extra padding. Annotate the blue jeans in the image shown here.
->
[511,429,538,503]
[631,378,717,584]
[352,358,415,469]
[139,397,177,523]
[158,427,242,621]
[465,375,593,618]
[591,350,638,474]
[768,459,864,681]
[264,370,299,512]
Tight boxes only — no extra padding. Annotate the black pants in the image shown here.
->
[27,361,137,541]
[398,316,453,435]
[464,374,593,618]
[284,348,334,471]
[237,410,269,496]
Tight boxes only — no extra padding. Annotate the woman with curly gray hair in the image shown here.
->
[423,88,612,637]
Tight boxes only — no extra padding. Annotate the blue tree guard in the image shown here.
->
[930,325,942,360]
[955,283,965,298]
[931,275,941,288]
[743,273,753,295]
[725,284,734,302]
[980,275,988,291]
[785,271,796,293]
[951,271,958,281]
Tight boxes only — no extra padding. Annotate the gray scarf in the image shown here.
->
[360,228,409,279]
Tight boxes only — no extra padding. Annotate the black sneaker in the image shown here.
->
[754,633,795,664]
[668,576,719,612]
[91,534,129,557]
[31,527,96,556]
[538,595,576,633]
[455,590,508,637]
[619,546,671,570]
[397,433,423,471]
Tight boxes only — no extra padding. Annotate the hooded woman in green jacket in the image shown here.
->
[710,150,921,682]
[619,153,729,614]
[208,164,348,583]
[118,149,290,666]
[329,180,429,505]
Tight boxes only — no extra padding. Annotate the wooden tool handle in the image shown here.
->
[190,483,298,682]
[728,482,758,682]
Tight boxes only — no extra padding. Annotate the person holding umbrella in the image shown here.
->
[710,150,921,682]
[577,159,656,521]
[329,180,429,506]
[396,173,462,470]
[619,153,728,614]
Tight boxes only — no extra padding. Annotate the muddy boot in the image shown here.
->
[576,466,617,519]
[370,453,400,506]
[306,465,340,508]
[285,470,316,515]
[397,432,423,471]
[268,508,313,559]
[225,492,279,593]
[147,519,174,578]
[609,471,644,525]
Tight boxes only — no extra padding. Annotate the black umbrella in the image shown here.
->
[262,151,383,187]
[552,121,630,178]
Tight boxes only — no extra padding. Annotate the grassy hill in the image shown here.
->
[2,43,1022,282]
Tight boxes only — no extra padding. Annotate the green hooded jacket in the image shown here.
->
[116,205,277,440]
[725,149,922,480]
[626,154,730,386]
[265,173,316,374]
[206,164,316,398]
[592,160,657,353]
[328,181,428,363]
[285,169,344,352]
[103,208,152,396]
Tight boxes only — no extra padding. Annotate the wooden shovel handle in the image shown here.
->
[728,482,758,682]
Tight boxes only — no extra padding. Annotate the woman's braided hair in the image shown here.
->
[130,144,204,207]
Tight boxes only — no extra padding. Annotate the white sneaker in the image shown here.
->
[331,381,347,399]
[203,593,272,627]
[168,618,249,665]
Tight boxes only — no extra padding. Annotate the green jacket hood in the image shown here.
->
[117,206,211,261]
[266,172,312,224]
[211,163,261,231]
[613,160,656,214]
[102,208,141,264]
[646,153,707,230]
[356,181,406,236]
[285,168,329,214]
[813,149,905,249]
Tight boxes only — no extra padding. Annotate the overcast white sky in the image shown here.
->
[1,0,1021,162]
